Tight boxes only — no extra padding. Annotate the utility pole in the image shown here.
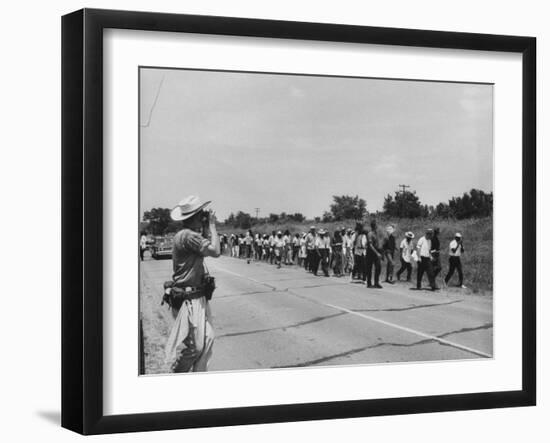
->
[254,208,260,219]
[398,184,410,194]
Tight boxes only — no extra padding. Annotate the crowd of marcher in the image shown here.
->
[219,220,467,291]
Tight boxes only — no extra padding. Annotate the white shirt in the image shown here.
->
[140,235,147,248]
[416,236,431,258]
[343,234,353,252]
[449,239,463,257]
[400,238,414,263]
[305,233,317,250]
[316,236,331,250]
[352,233,367,255]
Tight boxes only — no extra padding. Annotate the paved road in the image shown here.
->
[140,255,493,374]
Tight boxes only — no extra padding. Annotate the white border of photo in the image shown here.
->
[103,29,522,416]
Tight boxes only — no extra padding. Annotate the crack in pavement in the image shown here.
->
[437,322,493,338]
[355,300,463,313]
[273,338,436,368]
[274,322,493,368]
[215,289,277,299]
[216,312,348,338]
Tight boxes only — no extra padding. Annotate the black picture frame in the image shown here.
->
[61,8,536,435]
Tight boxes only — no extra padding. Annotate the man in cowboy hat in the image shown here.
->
[164,195,221,372]
[396,231,415,282]
[445,233,466,288]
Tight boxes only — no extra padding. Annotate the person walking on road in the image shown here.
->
[382,224,396,284]
[331,229,344,277]
[414,228,437,291]
[268,231,276,264]
[298,233,307,267]
[351,223,367,282]
[164,196,220,373]
[396,231,415,282]
[292,233,301,264]
[305,226,317,272]
[273,231,285,269]
[315,229,331,276]
[343,228,354,275]
[431,227,442,281]
[140,231,148,261]
[262,234,270,261]
[366,219,384,288]
[244,230,253,263]
[445,233,466,288]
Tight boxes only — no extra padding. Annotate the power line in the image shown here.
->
[398,184,410,194]
[254,208,260,219]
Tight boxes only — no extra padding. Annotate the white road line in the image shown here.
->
[292,293,492,358]
[209,258,493,358]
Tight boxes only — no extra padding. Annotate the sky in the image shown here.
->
[139,68,493,221]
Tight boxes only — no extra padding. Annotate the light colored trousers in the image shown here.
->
[164,296,214,372]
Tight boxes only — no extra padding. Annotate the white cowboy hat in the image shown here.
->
[405,231,415,239]
[170,195,211,221]
[455,232,463,238]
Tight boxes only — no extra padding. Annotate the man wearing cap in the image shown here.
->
[382,224,397,284]
[414,228,437,291]
[366,219,384,288]
[445,233,466,288]
[164,196,220,373]
[305,226,317,273]
[396,232,415,282]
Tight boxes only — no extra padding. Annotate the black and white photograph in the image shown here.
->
[139,67,494,375]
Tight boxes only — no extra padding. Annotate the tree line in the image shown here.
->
[142,188,492,234]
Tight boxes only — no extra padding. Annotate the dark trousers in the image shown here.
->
[366,251,381,286]
[352,254,366,281]
[432,254,442,279]
[384,250,394,281]
[332,248,343,276]
[396,257,412,281]
[305,249,315,271]
[310,251,321,275]
[139,247,145,261]
[318,249,330,276]
[445,256,463,286]
[417,256,436,289]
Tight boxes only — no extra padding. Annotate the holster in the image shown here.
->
[161,281,204,310]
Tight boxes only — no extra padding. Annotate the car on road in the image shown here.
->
[151,234,174,259]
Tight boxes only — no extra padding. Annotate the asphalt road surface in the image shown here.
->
[140,255,493,374]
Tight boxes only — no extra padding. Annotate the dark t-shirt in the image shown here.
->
[172,229,211,287]
[367,230,381,254]
[383,234,396,252]
[431,236,441,256]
